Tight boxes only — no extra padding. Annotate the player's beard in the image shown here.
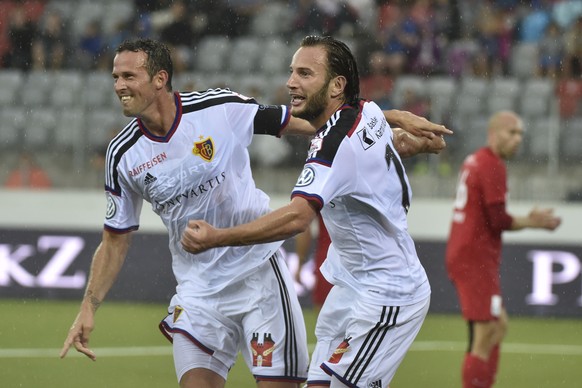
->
[292,82,329,123]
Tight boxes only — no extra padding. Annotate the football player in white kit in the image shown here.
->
[181,36,449,387]
[60,38,449,388]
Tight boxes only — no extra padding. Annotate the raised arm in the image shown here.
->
[60,230,132,361]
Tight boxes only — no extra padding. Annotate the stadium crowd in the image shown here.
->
[0,0,581,200]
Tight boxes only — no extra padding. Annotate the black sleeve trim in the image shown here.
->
[253,105,285,136]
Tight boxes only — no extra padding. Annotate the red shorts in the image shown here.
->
[449,266,502,321]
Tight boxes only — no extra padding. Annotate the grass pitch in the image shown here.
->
[1,299,581,387]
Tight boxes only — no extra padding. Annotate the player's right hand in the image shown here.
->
[60,309,96,361]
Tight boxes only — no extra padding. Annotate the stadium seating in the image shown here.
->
[20,71,55,107]
[510,42,539,79]
[527,117,557,160]
[456,77,489,117]
[26,108,57,148]
[82,71,115,107]
[561,118,582,163]
[0,0,576,199]
[0,70,24,106]
[194,36,232,74]
[520,78,556,120]
[227,37,263,74]
[487,77,521,115]
[390,75,426,110]
[50,70,84,107]
[0,106,26,148]
[54,107,85,150]
[427,76,457,121]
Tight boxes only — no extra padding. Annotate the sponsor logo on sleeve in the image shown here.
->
[357,127,376,150]
[105,193,117,220]
[295,166,315,187]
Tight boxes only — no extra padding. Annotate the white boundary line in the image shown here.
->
[2,341,582,359]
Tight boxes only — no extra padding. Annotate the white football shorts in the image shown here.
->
[307,285,430,387]
[159,251,309,383]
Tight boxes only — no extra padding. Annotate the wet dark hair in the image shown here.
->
[116,38,173,91]
[300,35,360,104]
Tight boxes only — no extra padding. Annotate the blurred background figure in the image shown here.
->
[4,151,52,189]
[31,11,68,70]
[294,214,332,311]
[3,4,36,70]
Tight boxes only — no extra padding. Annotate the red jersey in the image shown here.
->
[445,147,513,280]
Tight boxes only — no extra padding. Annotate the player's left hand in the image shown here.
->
[425,135,447,154]
[529,207,562,231]
[181,220,217,254]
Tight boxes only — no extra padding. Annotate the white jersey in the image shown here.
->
[291,100,430,306]
[104,89,289,297]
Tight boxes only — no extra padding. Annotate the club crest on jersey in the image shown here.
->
[250,333,276,367]
[173,306,184,323]
[193,136,214,162]
[329,336,351,364]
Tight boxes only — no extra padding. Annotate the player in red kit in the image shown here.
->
[445,110,562,388]
[295,214,332,309]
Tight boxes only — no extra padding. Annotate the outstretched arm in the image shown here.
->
[385,109,452,138]
[510,207,562,231]
[281,116,317,136]
[393,128,447,158]
[181,197,317,254]
[60,230,132,361]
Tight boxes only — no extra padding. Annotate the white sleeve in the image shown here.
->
[104,175,143,232]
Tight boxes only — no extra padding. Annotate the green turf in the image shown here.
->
[1,299,581,387]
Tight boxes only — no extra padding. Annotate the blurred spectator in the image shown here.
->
[374,2,419,76]
[3,5,36,70]
[445,37,479,78]
[563,15,582,78]
[134,0,169,14]
[156,0,196,72]
[103,13,155,66]
[474,3,515,77]
[31,11,69,70]
[536,21,564,78]
[552,0,582,29]
[556,78,582,118]
[294,0,360,37]
[77,20,108,70]
[359,51,394,109]
[401,87,430,118]
[409,18,443,76]
[4,152,52,189]
[346,0,376,31]
[518,3,551,43]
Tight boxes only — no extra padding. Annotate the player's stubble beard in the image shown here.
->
[291,80,330,123]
